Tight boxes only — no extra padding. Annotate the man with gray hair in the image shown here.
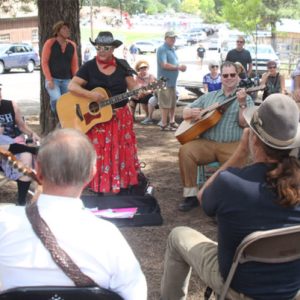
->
[0,128,147,300]
[161,94,300,299]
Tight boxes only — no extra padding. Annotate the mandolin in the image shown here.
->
[175,85,265,145]
[56,78,167,133]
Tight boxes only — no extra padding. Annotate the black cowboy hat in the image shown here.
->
[89,31,122,48]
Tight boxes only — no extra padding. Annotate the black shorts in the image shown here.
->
[131,94,153,104]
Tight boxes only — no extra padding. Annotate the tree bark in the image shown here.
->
[37,0,81,134]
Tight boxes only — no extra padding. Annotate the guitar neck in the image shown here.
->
[99,87,146,108]
[203,85,263,114]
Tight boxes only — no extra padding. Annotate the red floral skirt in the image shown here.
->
[87,105,140,193]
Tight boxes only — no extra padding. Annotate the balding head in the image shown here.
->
[37,128,96,187]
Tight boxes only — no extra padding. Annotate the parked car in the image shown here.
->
[247,44,280,76]
[182,31,207,46]
[0,43,40,74]
[207,38,221,52]
[134,41,158,54]
[219,41,236,62]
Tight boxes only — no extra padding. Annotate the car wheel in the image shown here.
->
[0,61,5,74]
[25,60,35,73]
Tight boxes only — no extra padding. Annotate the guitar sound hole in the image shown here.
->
[89,102,99,113]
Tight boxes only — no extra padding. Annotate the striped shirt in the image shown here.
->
[189,89,253,142]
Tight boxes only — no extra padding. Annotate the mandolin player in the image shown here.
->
[178,61,254,212]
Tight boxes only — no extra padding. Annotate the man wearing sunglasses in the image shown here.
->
[178,61,254,212]
[225,36,252,78]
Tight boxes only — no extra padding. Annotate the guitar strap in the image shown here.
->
[115,58,137,76]
[25,202,97,287]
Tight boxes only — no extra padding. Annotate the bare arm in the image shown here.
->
[12,101,40,142]
[182,106,202,120]
[247,62,253,77]
[203,83,208,93]
[198,128,250,203]
[160,61,186,72]
[294,76,300,102]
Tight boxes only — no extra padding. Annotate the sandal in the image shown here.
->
[160,124,176,131]
[169,122,179,129]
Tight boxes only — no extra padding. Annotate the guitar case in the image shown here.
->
[82,193,162,227]
[81,173,163,227]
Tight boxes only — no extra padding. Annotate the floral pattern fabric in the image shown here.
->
[87,105,140,193]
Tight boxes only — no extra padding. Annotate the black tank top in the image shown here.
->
[0,99,17,137]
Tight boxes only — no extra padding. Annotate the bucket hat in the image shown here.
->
[243,94,300,149]
[135,60,149,71]
[89,31,122,48]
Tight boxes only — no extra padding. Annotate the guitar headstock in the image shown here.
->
[148,77,167,91]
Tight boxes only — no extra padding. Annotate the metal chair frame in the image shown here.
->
[218,225,300,300]
[0,286,123,300]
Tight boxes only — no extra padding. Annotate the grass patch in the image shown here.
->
[80,27,162,45]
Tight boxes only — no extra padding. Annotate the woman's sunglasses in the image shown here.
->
[138,66,148,71]
[95,45,113,52]
[222,73,237,79]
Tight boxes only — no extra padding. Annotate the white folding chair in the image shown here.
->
[218,225,300,300]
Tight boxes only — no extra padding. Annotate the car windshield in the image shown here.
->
[0,45,9,53]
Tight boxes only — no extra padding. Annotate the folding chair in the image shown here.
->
[218,225,300,300]
[0,286,123,300]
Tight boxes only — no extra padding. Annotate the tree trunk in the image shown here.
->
[37,0,81,134]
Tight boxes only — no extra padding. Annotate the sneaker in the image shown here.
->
[141,118,154,125]
[157,120,163,127]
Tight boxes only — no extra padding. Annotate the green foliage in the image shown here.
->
[180,0,200,14]
[221,0,262,34]
[199,0,219,22]
[221,0,299,35]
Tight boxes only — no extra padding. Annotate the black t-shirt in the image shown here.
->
[197,47,205,58]
[76,58,134,109]
[0,99,17,137]
[226,48,252,72]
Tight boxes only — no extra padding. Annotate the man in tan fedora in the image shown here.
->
[161,94,300,299]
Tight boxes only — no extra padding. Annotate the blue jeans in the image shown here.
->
[45,78,70,113]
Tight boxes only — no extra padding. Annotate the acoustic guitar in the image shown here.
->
[57,78,167,133]
[175,85,265,145]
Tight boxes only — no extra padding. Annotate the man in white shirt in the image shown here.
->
[0,128,147,300]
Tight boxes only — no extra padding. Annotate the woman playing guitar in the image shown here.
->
[68,31,141,195]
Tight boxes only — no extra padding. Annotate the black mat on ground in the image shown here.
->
[82,194,163,227]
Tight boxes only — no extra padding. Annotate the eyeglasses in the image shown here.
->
[95,45,113,52]
[211,65,219,68]
[236,40,244,44]
[138,66,148,71]
[222,73,237,79]
[268,66,276,69]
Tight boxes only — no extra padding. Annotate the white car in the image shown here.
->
[134,41,158,54]
[247,44,280,76]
